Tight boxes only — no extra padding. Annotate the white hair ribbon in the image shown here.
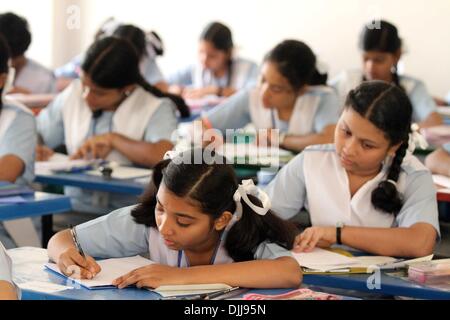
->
[408,123,429,153]
[163,150,179,160]
[233,179,271,219]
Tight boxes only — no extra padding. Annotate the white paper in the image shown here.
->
[292,248,359,272]
[45,255,154,289]
[18,281,73,293]
[85,166,152,180]
[153,283,232,298]
[35,153,94,174]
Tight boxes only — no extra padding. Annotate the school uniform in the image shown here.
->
[329,70,438,123]
[75,205,293,265]
[0,100,36,186]
[204,86,340,135]
[0,100,39,249]
[37,79,178,214]
[15,58,57,94]
[168,57,258,91]
[265,144,440,237]
[54,54,165,85]
[0,242,19,298]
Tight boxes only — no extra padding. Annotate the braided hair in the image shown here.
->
[345,81,413,216]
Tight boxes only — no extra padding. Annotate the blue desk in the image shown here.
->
[0,192,71,221]
[303,272,450,300]
[10,247,357,300]
[35,173,146,196]
[0,192,72,246]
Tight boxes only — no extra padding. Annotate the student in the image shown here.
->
[330,20,442,128]
[0,12,56,94]
[197,40,340,152]
[266,81,440,258]
[0,34,39,249]
[37,37,179,214]
[47,149,301,289]
[0,241,18,300]
[55,20,168,93]
[168,21,258,99]
[425,143,450,176]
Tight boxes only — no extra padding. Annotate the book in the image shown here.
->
[0,182,33,198]
[45,255,233,298]
[292,247,433,274]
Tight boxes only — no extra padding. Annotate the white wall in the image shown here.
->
[1,0,54,67]
[2,0,450,96]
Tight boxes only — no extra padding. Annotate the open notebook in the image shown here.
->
[45,255,232,298]
[292,248,434,274]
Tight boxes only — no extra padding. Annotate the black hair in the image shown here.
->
[264,40,327,91]
[0,34,11,110]
[0,12,31,58]
[131,149,298,262]
[359,20,403,88]
[200,22,234,87]
[81,36,190,118]
[112,24,147,60]
[344,80,412,216]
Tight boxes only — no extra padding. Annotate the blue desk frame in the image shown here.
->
[0,192,72,246]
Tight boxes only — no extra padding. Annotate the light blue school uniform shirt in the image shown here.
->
[204,86,340,135]
[329,70,437,123]
[168,57,258,90]
[54,53,165,85]
[0,102,36,186]
[265,144,440,238]
[37,87,178,214]
[75,205,293,262]
[15,58,57,94]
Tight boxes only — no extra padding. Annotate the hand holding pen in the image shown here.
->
[56,226,101,279]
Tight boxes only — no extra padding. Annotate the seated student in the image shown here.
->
[425,143,450,176]
[266,81,440,258]
[0,35,39,248]
[0,12,56,94]
[47,149,301,289]
[197,40,340,152]
[330,20,442,128]
[0,241,18,300]
[55,19,168,93]
[37,37,179,214]
[168,21,258,99]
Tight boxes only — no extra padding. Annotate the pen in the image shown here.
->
[161,287,240,300]
[69,224,85,258]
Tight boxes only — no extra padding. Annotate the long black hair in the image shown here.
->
[131,149,298,262]
[359,20,403,89]
[81,36,190,118]
[200,22,234,87]
[344,81,412,216]
[0,12,31,58]
[0,34,11,111]
[264,40,327,90]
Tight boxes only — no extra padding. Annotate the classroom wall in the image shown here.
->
[2,0,450,97]
[1,0,54,68]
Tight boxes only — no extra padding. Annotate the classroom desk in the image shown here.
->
[9,247,357,300]
[35,173,147,196]
[0,192,72,246]
[302,271,450,300]
[35,168,259,196]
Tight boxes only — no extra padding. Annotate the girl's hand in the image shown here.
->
[57,248,101,279]
[70,133,114,160]
[183,86,217,100]
[293,226,336,253]
[112,264,185,289]
[36,145,54,161]
[256,129,281,147]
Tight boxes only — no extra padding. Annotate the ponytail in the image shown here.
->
[225,194,297,262]
[309,69,328,86]
[136,75,191,118]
